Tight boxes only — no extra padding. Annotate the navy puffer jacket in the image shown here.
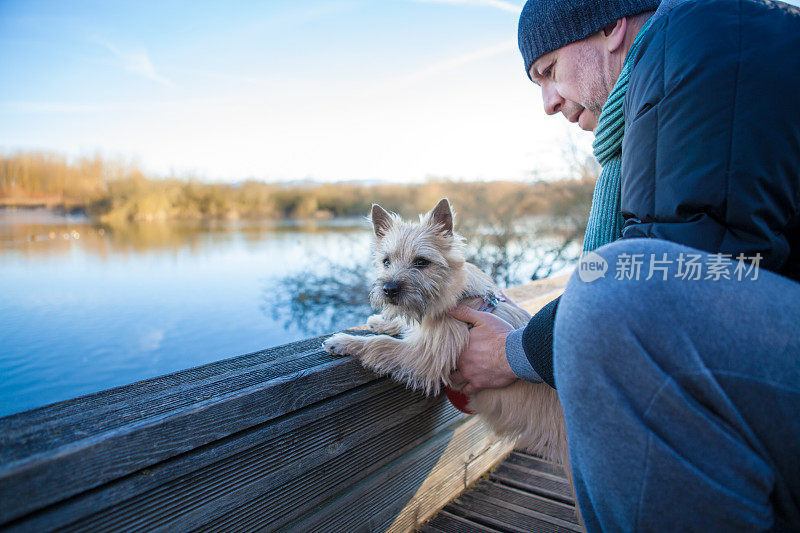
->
[519,0,800,388]
[621,0,800,281]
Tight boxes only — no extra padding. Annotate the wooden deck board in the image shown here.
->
[420,449,584,533]
[420,510,505,533]
[490,464,574,505]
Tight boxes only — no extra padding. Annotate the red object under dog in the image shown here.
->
[444,386,474,414]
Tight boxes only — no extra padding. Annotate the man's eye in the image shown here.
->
[383,258,391,267]
[413,257,430,268]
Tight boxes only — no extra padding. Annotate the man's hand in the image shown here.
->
[448,305,519,395]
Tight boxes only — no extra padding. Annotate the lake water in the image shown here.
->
[0,208,578,418]
[0,209,374,417]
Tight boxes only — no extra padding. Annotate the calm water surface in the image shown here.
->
[0,209,372,417]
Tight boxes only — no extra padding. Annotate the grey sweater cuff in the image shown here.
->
[505,328,543,383]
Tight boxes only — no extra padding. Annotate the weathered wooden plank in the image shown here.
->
[83,405,462,532]
[469,479,580,525]
[275,416,513,533]
[504,451,568,479]
[420,444,584,533]
[0,336,332,440]
[3,381,461,532]
[489,462,574,505]
[446,495,577,533]
[462,481,582,531]
[451,490,581,533]
[420,525,449,533]
[181,403,468,532]
[378,438,511,533]
[421,510,505,533]
[194,402,464,532]
[0,338,380,524]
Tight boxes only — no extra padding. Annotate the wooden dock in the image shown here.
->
[420,450,582,533]
[0,276,572,532]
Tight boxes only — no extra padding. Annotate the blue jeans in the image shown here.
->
[554,238,800,532]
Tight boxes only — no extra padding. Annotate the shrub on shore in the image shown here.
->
[1,150,595,226]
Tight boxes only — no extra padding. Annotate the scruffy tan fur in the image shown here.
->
[323,199,568,463]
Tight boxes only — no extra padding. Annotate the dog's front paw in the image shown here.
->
[366,314,405,336]
[323,333,363,357]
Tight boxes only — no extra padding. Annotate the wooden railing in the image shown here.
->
[0,275,567,532]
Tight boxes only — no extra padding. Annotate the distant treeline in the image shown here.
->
[0,151,596,224]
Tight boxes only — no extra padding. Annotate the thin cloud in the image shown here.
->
[410,0,522,14]
[96,40,175,88]
[391,39,517,85]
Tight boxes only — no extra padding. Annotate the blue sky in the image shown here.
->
[1,1,607,182]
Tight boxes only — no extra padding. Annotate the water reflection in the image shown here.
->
[263,259,373,337]
[0,208,368,259]
[0,208,373,417]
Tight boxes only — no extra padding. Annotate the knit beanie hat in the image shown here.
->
[518,0,661,79]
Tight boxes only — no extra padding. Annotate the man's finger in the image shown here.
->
[448,304,484,325]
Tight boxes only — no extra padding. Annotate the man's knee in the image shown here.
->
[554,238,677,388]
[553,267,619,391]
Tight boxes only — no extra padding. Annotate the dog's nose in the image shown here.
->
[383,281,402,299]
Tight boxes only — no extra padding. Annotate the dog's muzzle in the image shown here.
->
[383,281,402,302]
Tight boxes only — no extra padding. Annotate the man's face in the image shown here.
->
[529,37,613,132]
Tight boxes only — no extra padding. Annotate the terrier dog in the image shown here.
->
[323,198,567,462]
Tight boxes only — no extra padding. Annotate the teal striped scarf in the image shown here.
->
[582,17,654,252]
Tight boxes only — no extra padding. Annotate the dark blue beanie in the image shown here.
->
[518,0,661,79]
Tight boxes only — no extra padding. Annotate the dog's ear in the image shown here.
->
[371,204,393,239]
[430,198,453,236]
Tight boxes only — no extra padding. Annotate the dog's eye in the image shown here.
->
[413,257,430,269]
[383,257,391,268]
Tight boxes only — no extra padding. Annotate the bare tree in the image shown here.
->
[263,258,373,337]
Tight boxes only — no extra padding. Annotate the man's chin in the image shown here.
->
[578,110,598,132]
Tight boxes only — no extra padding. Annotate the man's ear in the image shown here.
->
[603,17,628,54]
[371,204,392,239]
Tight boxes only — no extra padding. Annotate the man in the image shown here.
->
[448,0,800,530]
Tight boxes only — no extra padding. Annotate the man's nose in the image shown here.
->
[542,83,564,116]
